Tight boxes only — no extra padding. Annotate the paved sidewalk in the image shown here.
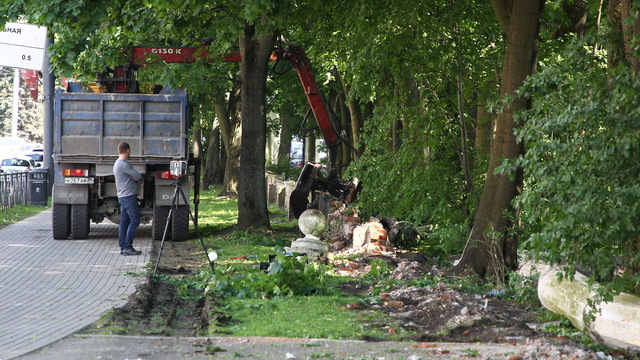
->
[0,208,152,360]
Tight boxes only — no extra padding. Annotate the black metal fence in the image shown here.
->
[0,172,29,209]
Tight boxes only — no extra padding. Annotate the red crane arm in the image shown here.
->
[277,46,339,148]
[130,45,340,151]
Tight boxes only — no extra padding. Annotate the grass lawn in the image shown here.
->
[189,187,411,340]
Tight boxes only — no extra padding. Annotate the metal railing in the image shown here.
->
[0,172,29,209]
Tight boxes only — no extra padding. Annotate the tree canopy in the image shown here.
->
[3,0,640,299]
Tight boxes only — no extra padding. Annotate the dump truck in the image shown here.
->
[51,91,191,241]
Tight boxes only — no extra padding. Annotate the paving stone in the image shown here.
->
[0,209,151,360]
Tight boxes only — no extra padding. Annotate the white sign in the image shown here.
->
[0,22,48,71]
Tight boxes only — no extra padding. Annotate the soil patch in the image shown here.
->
[335,262,544,344]
[82,240,211,337]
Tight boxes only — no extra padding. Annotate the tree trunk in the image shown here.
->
[455,0,544,279]
[455,63,474,194]
[216,85,241,196]
[554,0,588,38]
[346,94,364,159]
[619,0,640,73]
[474,102,492,160]
[192,126,203,158]
[276,113,293,168]
[237,23,276,229]
[607,0,623,72]
[336,71,364,160]
[202,122,221,189]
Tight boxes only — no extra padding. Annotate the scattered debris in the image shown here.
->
[319,208,592,348]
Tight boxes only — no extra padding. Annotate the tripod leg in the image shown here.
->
[152,185,180,279]
[178,187,215,273]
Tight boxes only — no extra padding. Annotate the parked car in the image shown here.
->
[23,149,44,167]
[0,157,38,173]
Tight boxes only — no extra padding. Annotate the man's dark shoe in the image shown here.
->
[122,248,142,256]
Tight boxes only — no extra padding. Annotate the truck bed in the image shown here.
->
[54,92,188,165]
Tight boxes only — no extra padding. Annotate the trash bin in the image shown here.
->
[29,168,48,206]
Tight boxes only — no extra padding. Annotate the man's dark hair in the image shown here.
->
[118,142,130,154]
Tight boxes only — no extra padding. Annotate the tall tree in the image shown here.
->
[455,0,545,278]
[237,22,276,229]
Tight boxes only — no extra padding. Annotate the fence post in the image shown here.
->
[0,172,31,209]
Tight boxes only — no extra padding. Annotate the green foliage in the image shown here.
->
[513,37,640,300]
[266,162,302,180]
[348,101,482,256]
[205,254,330,299]
[464,348,479,357]
[448,273,493,295]
[539,311,611,353]
[364,258,392,281]
[158,274,205,302]
[301,0,501,257]
[505,272,540,307]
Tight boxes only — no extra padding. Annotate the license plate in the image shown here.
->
[64,177,94,184]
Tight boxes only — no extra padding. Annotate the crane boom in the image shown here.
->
[130,45,341,165]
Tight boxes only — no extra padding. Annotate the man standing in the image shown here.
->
[113,142,143,256]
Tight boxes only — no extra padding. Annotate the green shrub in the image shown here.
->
[512,37,640,300]
[505,272,540,307]
[205,254,330,298]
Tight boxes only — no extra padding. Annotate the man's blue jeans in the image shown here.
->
[118,195,140,250]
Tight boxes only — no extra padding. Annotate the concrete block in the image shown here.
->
[352,224,370,248]
[538,267,640,349]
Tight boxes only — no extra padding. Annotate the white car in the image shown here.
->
[23,149,44,167]
[0,157,38,173]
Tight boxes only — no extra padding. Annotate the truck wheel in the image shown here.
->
[71,204,90,239]
[171,205,190,241]
[52,204,71,240]
[152,205,170,240]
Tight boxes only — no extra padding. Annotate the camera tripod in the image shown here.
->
[152,176,214,279]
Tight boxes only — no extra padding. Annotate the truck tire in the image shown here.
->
[152,205,170,240]
[71,204,90,239]
[171,205,190,241]
[52,203,71,240]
